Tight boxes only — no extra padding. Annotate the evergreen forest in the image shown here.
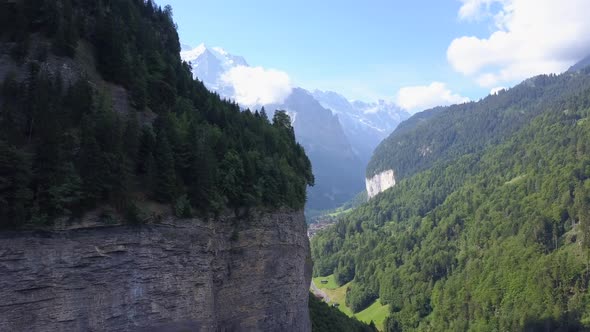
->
[313,67,590,331]
[0,0,314,228]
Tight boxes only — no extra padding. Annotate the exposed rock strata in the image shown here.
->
[0,210,311,332]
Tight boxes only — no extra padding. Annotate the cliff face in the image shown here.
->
[366,169,396,199]
[0,210,311,332]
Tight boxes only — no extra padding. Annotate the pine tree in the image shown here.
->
[123,112,140,171]
[79,117,103,204]
[219,150,245,207]
[154,131,176,202]
[0,140,32,228]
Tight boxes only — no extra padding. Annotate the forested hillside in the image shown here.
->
[0,0,313,228]
[367,69,590,180]
[313,68,590,330]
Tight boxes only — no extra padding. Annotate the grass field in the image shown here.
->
[355,300,390,331]
[312,274,389,331]
[312,274,340,289]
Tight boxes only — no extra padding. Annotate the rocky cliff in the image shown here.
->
[365,170,396,199]
[0,210,311,332]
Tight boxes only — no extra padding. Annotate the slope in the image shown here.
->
[309,293,378,332]
[312,70,590,330]
[367,69,590,187]
[312,90,410,166]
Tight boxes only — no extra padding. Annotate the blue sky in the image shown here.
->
[164,0,590,112]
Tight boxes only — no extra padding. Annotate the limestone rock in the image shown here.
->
[366,169,396,199]
[0,210,311,332]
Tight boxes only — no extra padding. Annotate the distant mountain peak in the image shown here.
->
[180,43,208,62]
[211,46,228,56]
[181,43,248,67]
[180,43,249,92]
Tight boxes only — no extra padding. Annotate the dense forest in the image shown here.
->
[0,0,313,228]
[313,68,590,330]
[367,69,590,180]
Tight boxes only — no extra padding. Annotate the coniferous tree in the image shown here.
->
[154,131,176,202]
[0,140,32,228]
[219,150,244,207]
[79,116,102,204]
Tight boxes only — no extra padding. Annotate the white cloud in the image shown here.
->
[221,66,292,106]
[449,0,590,87]
[395,82,469,113]
[458,0,504,20]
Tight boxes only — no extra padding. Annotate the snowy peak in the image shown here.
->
[312,90,410,134]
[211,46,248,67]
[180,43,249,72]
[312,90,359,116]
[180,43,249,93]
[310,89,411,165]
[180,43,207,61]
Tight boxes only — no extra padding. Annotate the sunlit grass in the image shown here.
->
[312,274,389,330]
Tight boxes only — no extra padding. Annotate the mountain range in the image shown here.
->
[180,43,410,210]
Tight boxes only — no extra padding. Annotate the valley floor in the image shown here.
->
[311,275,389,331]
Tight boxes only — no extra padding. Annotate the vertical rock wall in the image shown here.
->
[0,210,311,332]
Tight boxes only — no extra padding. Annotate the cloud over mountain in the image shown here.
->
[396,82,469,113]
[221,66,292,106]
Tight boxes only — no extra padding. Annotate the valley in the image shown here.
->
[311,63,590,330]
[2,0,590,331]
[311,274,390,331]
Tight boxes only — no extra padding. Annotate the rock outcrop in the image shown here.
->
[366,169,396,199]
[0,210,311,332]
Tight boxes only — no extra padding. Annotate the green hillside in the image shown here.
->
[313,274,390,330]
[312,69,590,331]
[367,70,590,180]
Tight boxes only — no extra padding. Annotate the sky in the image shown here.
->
[165,0,590,113]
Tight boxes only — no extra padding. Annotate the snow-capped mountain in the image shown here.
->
[311,90,410,164]
[180,43,407,210]
[180,43,247,94]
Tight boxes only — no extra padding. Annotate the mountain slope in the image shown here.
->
[366,70,590,195]
[312,68,590,331]
[569,54,590,72]
[312,90,410,165]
